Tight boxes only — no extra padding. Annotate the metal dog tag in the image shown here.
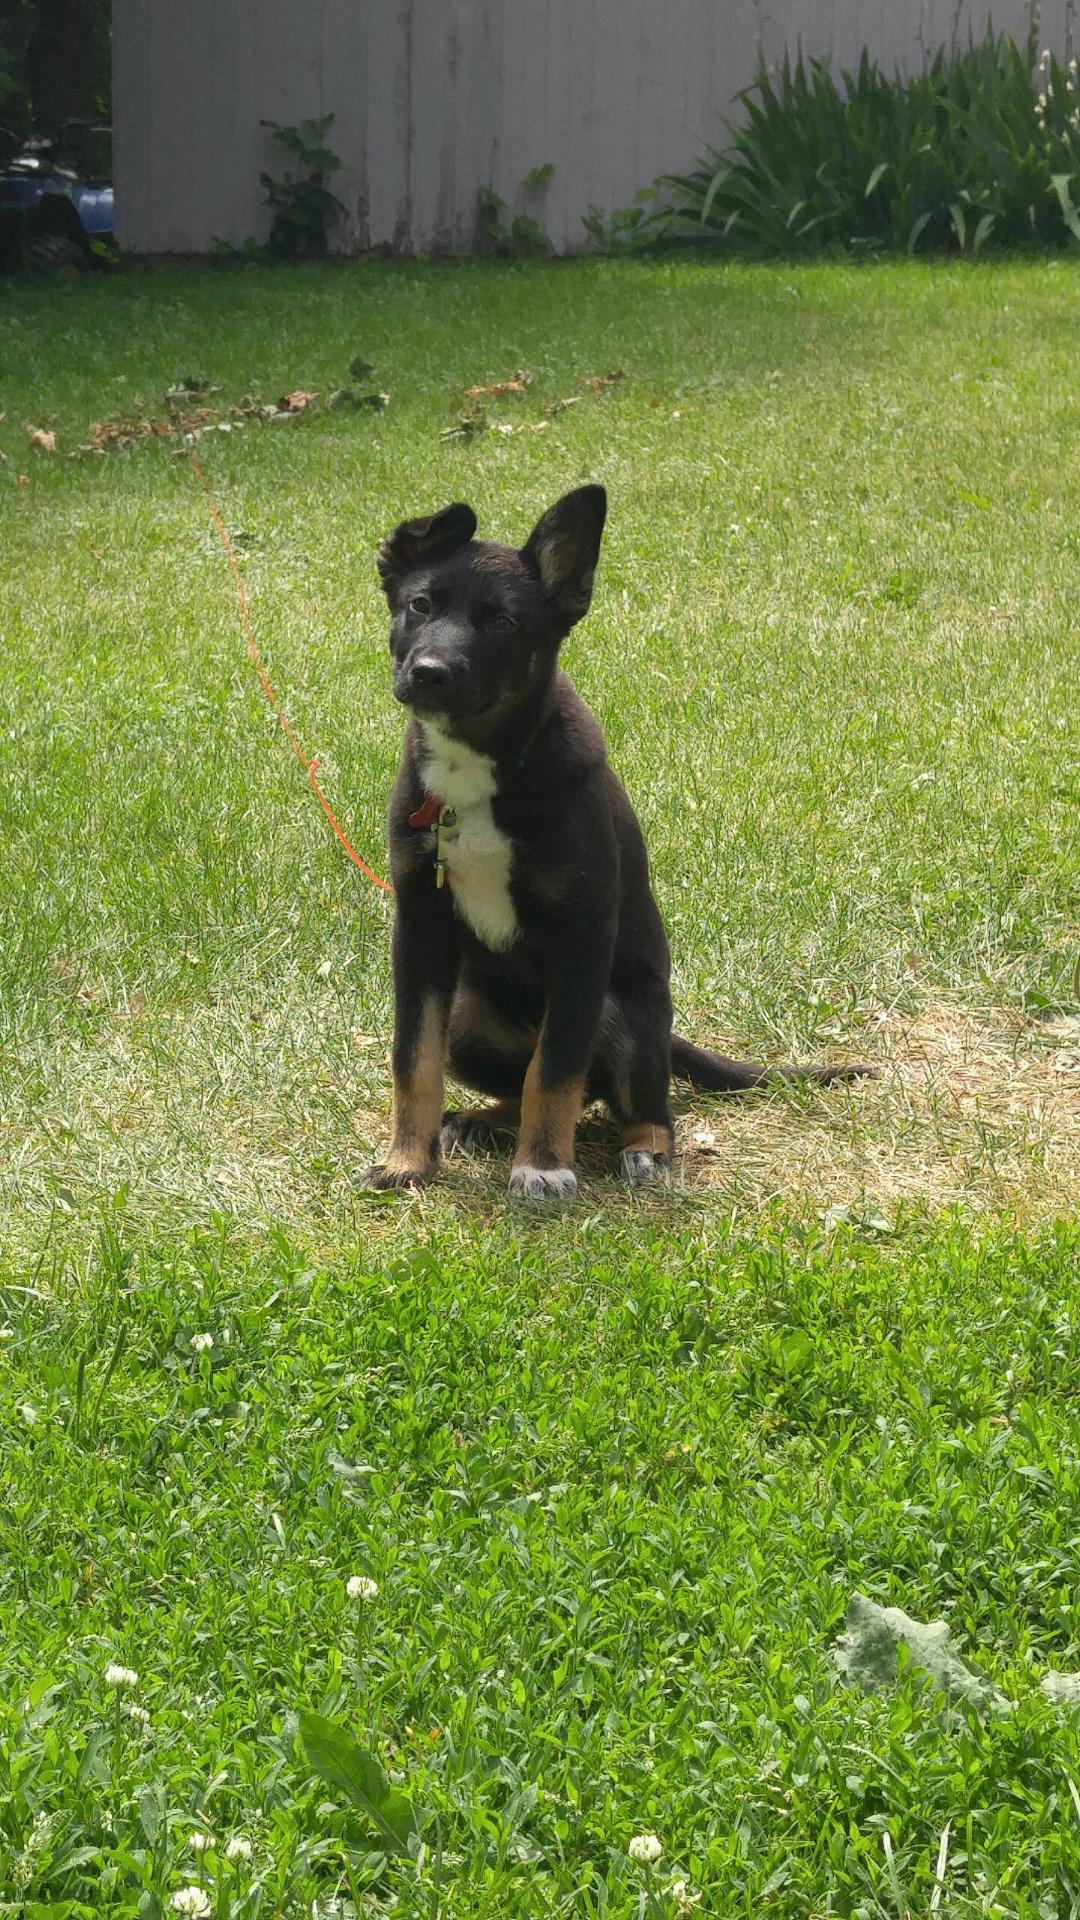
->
[435,807,458,887]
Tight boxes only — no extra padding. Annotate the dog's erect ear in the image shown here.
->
[376,502,478,593]
[521,485,607,626]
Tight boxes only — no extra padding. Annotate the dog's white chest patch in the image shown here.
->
[419,724,520,952]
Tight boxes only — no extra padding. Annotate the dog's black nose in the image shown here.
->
[408,656,452,691]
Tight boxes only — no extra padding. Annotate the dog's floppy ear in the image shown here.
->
[521,485,607,627]
[377,502,477,593]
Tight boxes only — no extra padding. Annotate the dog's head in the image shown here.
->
[376,486,607,731]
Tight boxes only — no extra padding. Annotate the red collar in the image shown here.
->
[407,792,442,829]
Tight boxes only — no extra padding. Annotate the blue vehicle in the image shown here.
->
[0,121,115,270]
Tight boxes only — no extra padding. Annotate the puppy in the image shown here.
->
[363,486,871,1201]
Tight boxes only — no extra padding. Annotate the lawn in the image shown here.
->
[1,255,1079,1917]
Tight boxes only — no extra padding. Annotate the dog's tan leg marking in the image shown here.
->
[620,1120,674,1189]
[508,1049,585,1201]
[378,996,446,1184]
[621,1121,675,1158]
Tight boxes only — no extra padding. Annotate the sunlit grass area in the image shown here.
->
[1,256,1079,1916]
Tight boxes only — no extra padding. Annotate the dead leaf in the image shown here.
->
[440,406,487,442]
[166,376,218,400]
[463,368,531,399]
[78,416,172,455]
[29,427,56,454]
[542,395,583,417]
[578,369,626,390]
[493,419,548,436]
[16,473,29,486]
[275,389,319,414]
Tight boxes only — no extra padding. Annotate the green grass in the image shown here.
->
[2,256,1080,1915]
[4,1218,1080,1917]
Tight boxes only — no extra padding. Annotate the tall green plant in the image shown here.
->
[259,113,346,259]
[657,35,1080,255]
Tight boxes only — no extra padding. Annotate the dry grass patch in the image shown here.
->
[4,987,1078,1257]
[686,996,1080,1223]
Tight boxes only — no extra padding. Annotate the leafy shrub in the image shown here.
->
[476,172,555,256]
[657,35,1080,255]
[259,113,345,259]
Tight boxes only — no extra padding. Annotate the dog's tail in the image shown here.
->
[671,1033,877,1092]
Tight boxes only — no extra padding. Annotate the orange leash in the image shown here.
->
[190,452,393,895]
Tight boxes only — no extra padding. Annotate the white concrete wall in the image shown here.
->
[113,0,1077,255]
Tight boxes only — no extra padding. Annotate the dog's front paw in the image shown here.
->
[508,1163,578,1204]
[361,1162,431,1192]
[620,1149,671,1189]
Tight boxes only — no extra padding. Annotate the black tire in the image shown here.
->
[28,231,88,272]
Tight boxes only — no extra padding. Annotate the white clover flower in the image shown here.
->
[628,1832,662,1865]
[191,1333,214,1354]
[671,1880,702,1912]
[169,1892,212,1918]
[346,1575,378,1600]
[225,1835,253,1863]
[189,1831,215,1853]
[126,1703,151,1725]
[104,1664,139,1688]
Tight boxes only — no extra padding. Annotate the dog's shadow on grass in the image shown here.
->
[425,1084,859,1214]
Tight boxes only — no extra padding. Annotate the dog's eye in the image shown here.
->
[408,594,432,617]
[491,612,517,633]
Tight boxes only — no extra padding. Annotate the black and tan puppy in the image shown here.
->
[363,486,870,1202]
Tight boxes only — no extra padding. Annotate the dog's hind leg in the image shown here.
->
[440,1097,520,1156]
[443,984,531,1156]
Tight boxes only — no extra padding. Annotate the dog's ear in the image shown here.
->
[521,485,607,626]
[377,502,477,594]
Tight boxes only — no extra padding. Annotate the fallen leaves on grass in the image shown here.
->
[328,386,389,411]
[463,368,531,398]
[79,416,174,454]
[74,388,331,456]
[165,376,219,400]
[275,388,319,414]
[441,406,488,442]
[28,427,56,453]
[443,368,625,443]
